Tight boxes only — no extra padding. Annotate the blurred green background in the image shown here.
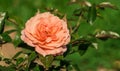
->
[0,0,120,71]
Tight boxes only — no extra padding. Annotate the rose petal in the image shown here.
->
[35,46,47,57]
[45,46,67,55]
[21,30,35,47]
[35,46,67,57]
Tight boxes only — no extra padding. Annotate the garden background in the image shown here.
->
[0,0,120,71]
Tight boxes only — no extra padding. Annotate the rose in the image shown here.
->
[21,12,70,56]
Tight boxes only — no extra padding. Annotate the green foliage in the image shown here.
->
[12,51,23,59]
[0,33,12,42]
[28,51,37,62]
[39,55,54,70]
[16,57,24,65]
[0,12,7,34]
[0,29,16,44]
[0,66,16,71]
[27,51,37,68]
[87,4,97,25]
[0,0,120,71]
[12,32,22,47]
[32,65,40,71]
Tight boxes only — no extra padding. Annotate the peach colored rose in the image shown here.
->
[21,12,70,56]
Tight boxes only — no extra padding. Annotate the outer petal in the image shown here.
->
[35,46,47,57]
[45,46,67,55]
[21,30,35,47]
[35,46,67,57]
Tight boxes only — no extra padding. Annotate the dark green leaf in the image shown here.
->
[22,47,33,54]
[13,32,22,47]
[12,51,23,59]
[32,65,40,71]
[1,33,12,42]
[52,60,60,68]
[17,43,33,54]
[3,58,11,64]
[39,55,54,69]
[79,49,88,56]
[67,64,78,71]
[28,51,37,62]
[64,44,74,56]
[0,29,16,43]
[78,40,91,55]
[72,64,80,71]
[4,29,16,34]
[0,12,7,34]
[73,8,82,16]
[54,55,63,60]
[16,57,24,65]
[24,67,29,71]
[0,65,16,71]
[87,4,97,25]
[27,51,37,70]
[0,29,15,44]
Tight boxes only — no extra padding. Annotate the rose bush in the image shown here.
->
[21,12,70,56]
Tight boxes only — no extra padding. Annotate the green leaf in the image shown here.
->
[0,65,16,71]
[27,51,37,70]
[1,33,12,42]
[13,32,22,47]
[32,65,40,71]
[3,58,11,64]
[52,60,60,68]
[70,64,80,71]
[12,51,23,59]
[78,40,91,55]
[28,51,37,62]
[39,55,54,70]
[64,44,74,56]
[0,12,7,34]
[4,29,16,34]
[54,55,63,60]
[87,4,97,25]
[73,8,82,16]
[0,29,16,43]
[78,47,89,56]
[22,47,33,54]
[16,57,24,65]
[67,64,78,71]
